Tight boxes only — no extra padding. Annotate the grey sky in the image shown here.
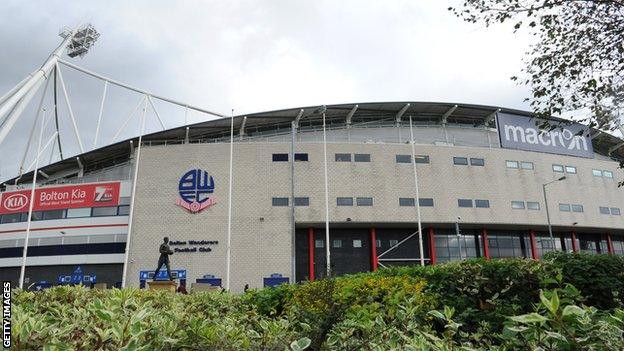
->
[0,0,532,182]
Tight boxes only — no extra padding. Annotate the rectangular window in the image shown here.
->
[315,239,324,248]
[332,239,343,248]
[592,169,603,177]
[353,239,362,248]
[611,207,621,215]
[565,166,577,174]
[335,153,351,162]
[356,197,373,206]
[42,209,65,220]
[272,153,288,162]
[559,203,571,212]
[511,201,525,209]
[117,205,130,215]
[396,154,411,163]
[470,158,484,166]
[66,207,91,218]
[376,239,381,248]
[294,153,309,161]
[604,170,614,178]
[399,198,415,207]
[571,204,584,213]
[520,162,534,170]
[354,153,370,162]
[475,199,490,208]
[0,213,23,224]
[419,198,434,207]
[271,197,289,206]
[31,211,43,221]
[552,164,564,173]
[294,197,310,206]
[453,157,468,165]
[527,201,540,210]
[415,155,430,164]
[600,206,611,214]
[506,160,519,169]
[337,197,353,206]
[458,199,473,207]
[389,239,399,247]
[91,206,118,217]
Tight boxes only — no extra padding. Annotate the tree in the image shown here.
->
[449,0,624,132]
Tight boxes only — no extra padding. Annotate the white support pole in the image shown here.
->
[25,132,59,174]
[0,73,31,106]
[93,81,108,149]
[147,95,166,130]
[322,112,331,277]
[0,78,45,148]
[409,116,425,266]
[19,77,51,175]
[111,95,146,143]
[121,99,147,288]
[55,63,84,153]
[225,109,234,291]
[18,109,47,289]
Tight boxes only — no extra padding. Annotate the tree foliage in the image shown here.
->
[450,0,624,131]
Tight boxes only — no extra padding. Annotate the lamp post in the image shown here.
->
[542,176,566,251]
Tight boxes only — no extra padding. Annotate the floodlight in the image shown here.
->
[63,24,100,58]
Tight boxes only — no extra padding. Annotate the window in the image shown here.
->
[600,206,611,214]
[415,155,430,164]
[611,207,621,215]
[470,158,484,166]
[389,239,399,247]
[520,162,534,170]
[399,198,415,207]
[506,160,519,169]
[435,233,479,262]
[91,206,118,217]
[356,197,373,206]
[66,208,91,218]
[458,199,473,207]
[511,201,525,209]
[559,203,571,212]
[30,211,43,221]
[117,205,130,215]
[527,202,540,210]
[294,197,309,206]
[475,199,490,208]
[376,239,381,248]
[552,164,564,173]
[419,198,434,207]
[272,153,288,162]
[592,169,603,177]
[337,197,353,206]
[604,170,614,178]
[565,166,577,174]
[354,153,370,162]
[42,210,65,220]
[0,213,23,224]
[571,204,584,213]
[396,155,411,163]
[315,239,324,248]
[353,239,362,248]
[332,239,343,248]
[335,153,351,162]
[294,153,308,161]
[453,157,468,165]
[271,197,289,206]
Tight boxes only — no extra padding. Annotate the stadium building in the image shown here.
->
[1,102,624,291]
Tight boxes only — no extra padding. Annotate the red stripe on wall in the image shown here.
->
[482,228,490,260]
[0,223,128,235]
[529,230,538,260]
[428,227,436,265]
[308,227,315,281]
[370,227,378,271]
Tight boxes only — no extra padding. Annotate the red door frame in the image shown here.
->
[428,227,436,265]
[481,228,490,259]
[606,233,614,254]
[370,227,378,271]
[529,230,538,260]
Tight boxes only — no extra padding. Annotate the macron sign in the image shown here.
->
[496,113,594,158]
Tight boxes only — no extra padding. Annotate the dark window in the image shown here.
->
[335,153,351,162]
[399,198,415,206]
[31,211,44,221]
[559,203,571,212]
[272,153,288,162]
[315,239,324,248]
[332,239,343,248]
[354,153,370,162]
[294,153,308,161]
[453,157,468,165]
[271,198,289,206]
[415,155,430,164]
[337,197,353,206]
[42,210,65,220]
[470,158,484,166]
[571,204,584,213]
[0,213,23,224]
[66,208,91,218]
[294,197,309,206]
[611,207,621,215]
[600,206,611,214]
[117,205,130,215]
[475,199,490,208]
[396,155,411,163]
[458,199,473,207]
[419,198,434,207]
[356,197,373,206]
[527,202,540,210]
[92,206,118,217]
[511,201,525,209]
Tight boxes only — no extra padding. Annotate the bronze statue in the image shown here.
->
[154,237,174,280]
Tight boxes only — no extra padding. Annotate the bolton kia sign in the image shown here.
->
[496,113,594,158]
[0,182,120,215]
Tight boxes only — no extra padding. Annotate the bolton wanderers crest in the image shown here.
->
[176,169,217,213]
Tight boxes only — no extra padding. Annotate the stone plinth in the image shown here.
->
[148,280,177,293]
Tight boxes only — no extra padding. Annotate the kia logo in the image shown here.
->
[3,194,28,212]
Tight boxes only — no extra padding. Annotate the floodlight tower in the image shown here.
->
[0,24,99,147]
